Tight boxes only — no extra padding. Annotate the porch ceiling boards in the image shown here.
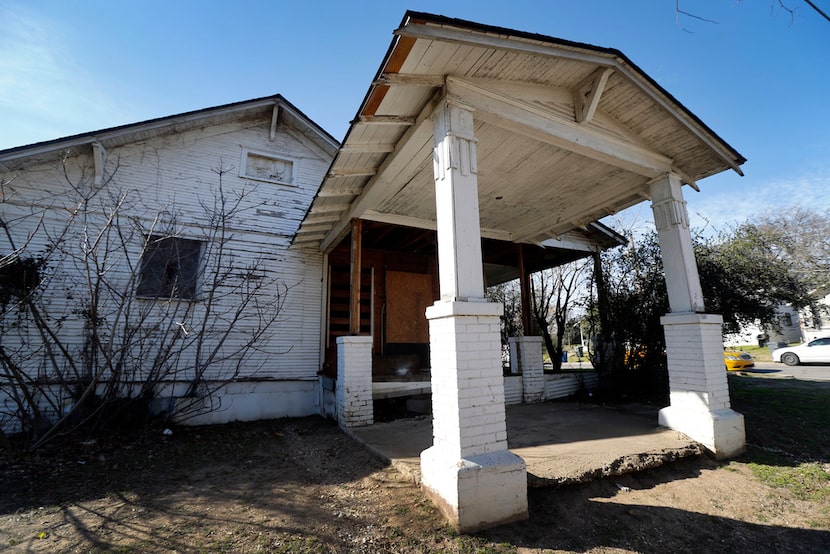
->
[294,11,745,252]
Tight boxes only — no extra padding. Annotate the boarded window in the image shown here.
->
[385,271,432,343]
[136,236,201,299]
[241,150,295,185]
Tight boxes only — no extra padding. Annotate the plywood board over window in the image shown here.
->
[385,271,432,343]
[239,148,296,185]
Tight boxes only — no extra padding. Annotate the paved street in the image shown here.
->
[741,362,830,381]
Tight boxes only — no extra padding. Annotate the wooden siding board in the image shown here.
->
[0,115,330,387]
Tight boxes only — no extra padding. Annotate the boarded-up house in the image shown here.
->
[2,11,749,532]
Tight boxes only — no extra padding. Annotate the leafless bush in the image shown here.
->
[0,158,289,449]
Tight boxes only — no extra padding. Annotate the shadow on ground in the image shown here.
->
[481,458,830,553]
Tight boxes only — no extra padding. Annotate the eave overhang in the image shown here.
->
[294,11,746,253]
[0,95,339,172]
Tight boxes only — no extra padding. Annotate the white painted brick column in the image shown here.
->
[659,313,745,458]
[650,174,745,459]
[335,335,373,428]
[509,336,546,403]
[422,101,527,532]
[421,301,528,531]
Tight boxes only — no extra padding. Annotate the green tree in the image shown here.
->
[696,223,813,334]
[591,224,813,401]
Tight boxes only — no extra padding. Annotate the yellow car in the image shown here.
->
[724,350,754,371]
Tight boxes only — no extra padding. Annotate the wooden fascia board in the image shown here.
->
[396,21,744,176]
[1,97,339,165]
[319,91,444,253]
[395,23,616,67]
[0,98,275,162]
[446,77,673,178]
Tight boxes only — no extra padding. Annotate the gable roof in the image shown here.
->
[0,95,339,171]
[295,11,745,251]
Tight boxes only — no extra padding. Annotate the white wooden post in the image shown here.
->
[420,101,528,532]
[650,174,745,458]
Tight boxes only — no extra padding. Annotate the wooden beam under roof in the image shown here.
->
[352,115,416,126]
[309,203,352,214]
[319,90,445,252]
[361,209,514,242]
[327,168,377,178]
[293,234,327,244]
[349,219,363,336]
[373,73,446,87]
[446,76,673,179]
[339,142,397,153]
[304,211,343,221]
[317,190,360,198]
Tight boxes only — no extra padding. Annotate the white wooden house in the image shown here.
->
[0,92,617,431]
[2,11,750,532]
[0,96,338,427]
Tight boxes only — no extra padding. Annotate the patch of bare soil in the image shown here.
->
[1,411,828,552]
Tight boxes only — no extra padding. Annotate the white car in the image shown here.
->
[772,337,830,366]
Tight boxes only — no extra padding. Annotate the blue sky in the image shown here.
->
[1,1,828,233]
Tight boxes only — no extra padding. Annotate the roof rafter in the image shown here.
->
[319,91,445,252]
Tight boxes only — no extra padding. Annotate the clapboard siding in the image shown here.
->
[504,375,523,405]
[544,372,599,399]
[0,111,332,396]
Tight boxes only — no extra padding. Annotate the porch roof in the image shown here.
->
[295,11,745,252]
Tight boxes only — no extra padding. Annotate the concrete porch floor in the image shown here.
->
[349,402,703,487]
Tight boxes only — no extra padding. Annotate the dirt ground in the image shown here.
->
[2,377,829,553]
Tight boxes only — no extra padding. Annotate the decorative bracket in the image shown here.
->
[269,103,280,141]
[573,67,613,124]
[92,142,106,186]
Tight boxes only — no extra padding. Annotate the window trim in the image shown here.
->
[135,235,203,301]
[239,147,298,186]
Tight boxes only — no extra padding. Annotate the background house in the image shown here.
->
[723,294,830,347]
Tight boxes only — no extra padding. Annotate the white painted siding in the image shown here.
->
[544,372,598,399]
[0,113,332,429]
[503,375,522,405]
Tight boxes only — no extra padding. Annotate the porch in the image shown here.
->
[349,401,702,488]
[300,11,747,531]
